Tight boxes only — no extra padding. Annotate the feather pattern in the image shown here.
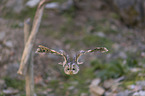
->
[35,45,67,67]
[75,47,108,64]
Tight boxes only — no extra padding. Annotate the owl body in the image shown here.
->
[36,45,108,75]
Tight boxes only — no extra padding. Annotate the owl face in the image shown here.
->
[64,63,79,75]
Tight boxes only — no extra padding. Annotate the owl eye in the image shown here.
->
[72,68,75,70]
[67,68,70,70]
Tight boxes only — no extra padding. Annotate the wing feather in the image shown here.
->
[36,45,67,67]
[76,47,108,64]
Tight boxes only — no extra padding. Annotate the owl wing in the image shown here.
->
[75,47,108,64]
[35,45,67,67]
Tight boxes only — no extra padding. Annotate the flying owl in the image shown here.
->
[35,45,108,75]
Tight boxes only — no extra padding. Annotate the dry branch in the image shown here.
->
[17,0,52,75]
[24,18,31,44]
[24,18,34,96]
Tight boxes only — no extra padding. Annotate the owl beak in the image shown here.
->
[69,71,73,75]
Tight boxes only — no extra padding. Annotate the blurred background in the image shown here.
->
[0,0,145,96]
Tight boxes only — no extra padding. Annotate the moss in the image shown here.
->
[20,94,26,96]
[0,93,4,96]
[63,39,79,48]
[49,80,59,87]
[91,60,104,70]
[126,58,139,67]
[62,5,76,18]
[60,17,75,33]
[2,7,37,20]
[123,81,135,87]
[121,71,145,89]
[97,18,108,23]
[4,77,25,91]
[95,24,118,34]
[110,12,120,19]
[86,18,118,34]
[10,23,21,28]
[91,59,129,80]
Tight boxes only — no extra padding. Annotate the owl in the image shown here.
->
[35,45,108,75]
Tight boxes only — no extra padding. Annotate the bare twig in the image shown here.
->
[24,18,34,96]
[17,0,52,75]
[25,57,34,96]
[24,18,31,44]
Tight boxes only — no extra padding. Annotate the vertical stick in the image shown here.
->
[24,18,31,44]
[24,18,34,96]
[17,0,45,75]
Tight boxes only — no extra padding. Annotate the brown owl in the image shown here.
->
[35,45,108,75]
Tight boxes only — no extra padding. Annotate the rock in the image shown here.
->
[136,81,145,88]
[26,0,40,8]
[119,51,127,59]
[45,3,59,9]
[124,46,137,53]
[90,86,105,96]
[70,81,78,85]
[6,63,19,78]
[0,79,6,90]
[41,88,53,95]
[112,43,120,51]
[90,78,101,87]
[3,87,19,95]
[6,0,24,13]
[60,0,74,11]
[0,32,6,41]
[133,92,140,96]
[96,32,106,37]
[130,68,141,72]
[115,76,125,82]
[105,92,117,96]
[68,86,75,90]
[104,79,121,92]
[18,22,24,27]
[103,79,115,89]
[81,93,88,96]
[127,84,136,90]
[141,52,145,57]
[4,41,13,48]
[133,91,145,96]
[46,93,55,96]
[116,90,133,96]
[89,78,104,96]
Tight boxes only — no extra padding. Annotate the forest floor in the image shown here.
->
[0,0,145,96]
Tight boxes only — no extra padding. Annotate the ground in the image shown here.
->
[0,0,145,96]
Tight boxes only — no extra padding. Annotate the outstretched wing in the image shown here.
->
[35,45,67,67]
[75,47,108,64]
